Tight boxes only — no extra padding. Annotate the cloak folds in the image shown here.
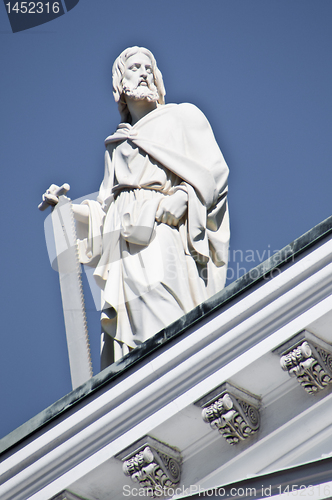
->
[77,103,230,356]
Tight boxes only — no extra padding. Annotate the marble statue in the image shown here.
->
[42,46,230,368]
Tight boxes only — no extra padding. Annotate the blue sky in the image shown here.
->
[1,0,332,440]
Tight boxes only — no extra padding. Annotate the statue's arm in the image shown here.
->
[72,204,89,224]
[40,184,90,224]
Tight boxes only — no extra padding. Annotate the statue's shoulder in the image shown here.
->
[165,102,203,117]
[104,104,208,147]
[171,102,210,125]
[177,102,201,113]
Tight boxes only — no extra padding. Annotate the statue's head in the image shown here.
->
[112,46,166,123]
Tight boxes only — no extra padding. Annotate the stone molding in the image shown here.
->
[276,331,332,395]
[116,436,182,496]
[196,382,260,445]
[50,491,87,500]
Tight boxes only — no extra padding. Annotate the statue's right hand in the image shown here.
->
[38,183,70,211]
[43,184,61,206]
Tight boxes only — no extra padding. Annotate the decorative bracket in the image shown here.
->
[195,382,260,445]
[275,330,332,394]
[115,436,182,497]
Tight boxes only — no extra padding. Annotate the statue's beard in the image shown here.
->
[122,80,159,102]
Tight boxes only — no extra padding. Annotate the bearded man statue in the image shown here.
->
[43,46,230,368]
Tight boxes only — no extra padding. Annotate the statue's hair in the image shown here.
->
[112,46,166,123]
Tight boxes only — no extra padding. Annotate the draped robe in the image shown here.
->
[77,103,230,357]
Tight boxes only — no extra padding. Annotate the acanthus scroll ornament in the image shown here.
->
[279,336,332,394]
[196,383,260,445]
[116,436,182,497]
